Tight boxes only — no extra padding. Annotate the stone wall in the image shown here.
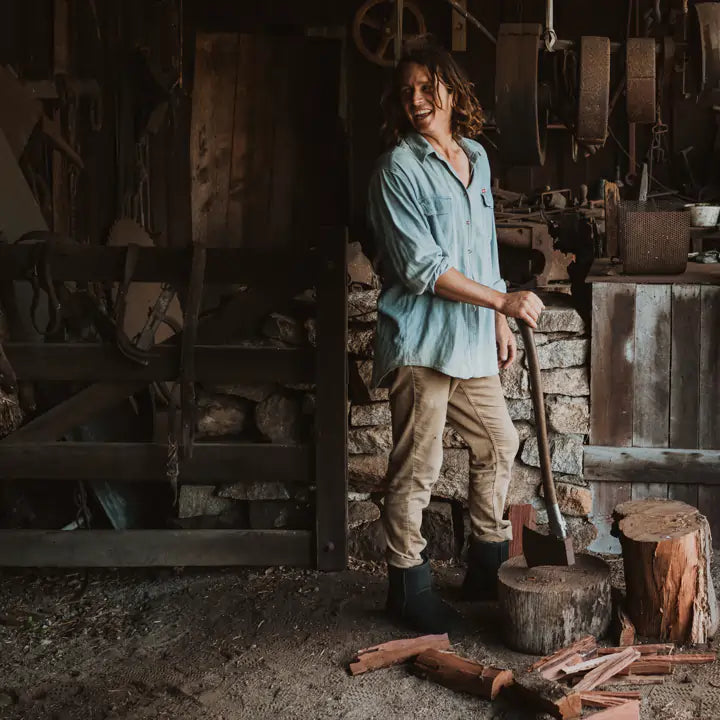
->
[346,253,596,562]
[173,241,596,561]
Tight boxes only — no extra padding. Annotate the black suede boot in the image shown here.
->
[386,559,463,634]
[462,539,509,600]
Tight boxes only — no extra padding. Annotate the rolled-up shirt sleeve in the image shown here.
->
[368,168,450,295]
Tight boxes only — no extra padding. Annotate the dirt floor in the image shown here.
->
[0,556,718,720]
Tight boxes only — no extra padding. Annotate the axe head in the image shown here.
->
[523,525,575,568]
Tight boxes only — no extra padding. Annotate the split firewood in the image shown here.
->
[580,691,641,709]
[349,634,450,675]
[597,674,666,686]
[616,658,673,676]
[511,673,582,719]
[411,649,513,700]
[507,503,536,558]
[573,648,641,692]
[627,652,715,665]
[530,635,597,680]
[597,644,673,656]
[560,653,627,678]
[584,699,640,719]
[610,589,636,647]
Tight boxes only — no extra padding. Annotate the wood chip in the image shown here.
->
[530,635,597,680]
[597,644,673,656]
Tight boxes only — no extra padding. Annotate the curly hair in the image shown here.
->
[380,36,484,148]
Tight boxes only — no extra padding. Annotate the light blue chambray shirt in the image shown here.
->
[367,132,505,387]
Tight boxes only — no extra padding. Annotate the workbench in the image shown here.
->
[585,259,720,551]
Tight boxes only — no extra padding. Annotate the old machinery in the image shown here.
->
[495,23,549,166]
[626,37,657,124]
[352,0,425,67]
[577,36,611,149]
[689,2,720,106]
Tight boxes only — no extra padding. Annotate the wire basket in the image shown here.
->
[618,201,690,274]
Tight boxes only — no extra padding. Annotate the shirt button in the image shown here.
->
[466,220,470,225]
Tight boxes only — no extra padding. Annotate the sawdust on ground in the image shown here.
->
[0,557,717,719]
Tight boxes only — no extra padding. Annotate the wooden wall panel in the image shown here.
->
[633,284,671,448]
[590,283,636,446]
[699,286,720,450]
[670,285,701,449]
[190,33,239,247]
[668,484,699,507]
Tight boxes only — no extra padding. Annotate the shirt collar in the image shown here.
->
[402,132,483,166]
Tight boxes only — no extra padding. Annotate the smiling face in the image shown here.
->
[399,62,454,139]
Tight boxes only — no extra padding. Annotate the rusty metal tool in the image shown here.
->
[517,319,575,567]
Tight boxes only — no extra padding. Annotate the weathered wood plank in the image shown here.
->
[227,34,251,247]
[191,33,239,247]
[591,284,636,446]
[668,484,699,508]
[631,483,668,501]
[315,230,348,571]
[0,529,313,567]
[698,486,720,548]
[633,284,671,448]
[670,285,701,448]
[584,446,720,484]
[589,481,632,554]
[0,442,311,482]
[0,243,315,284]
[4,344,315,383]
[699,286,720,449]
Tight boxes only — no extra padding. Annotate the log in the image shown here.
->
[499,555,611,655]
[411,649,514,700]
[512,673,582,719]
[349,634,450,675]
[614,498,719,643]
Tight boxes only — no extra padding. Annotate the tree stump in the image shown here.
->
[613,498,719,644]
[498,554,612,655]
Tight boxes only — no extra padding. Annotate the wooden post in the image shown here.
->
[315,229,348,570]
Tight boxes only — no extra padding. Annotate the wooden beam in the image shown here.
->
[0,442,311,482]
[314,230,348,571]
[4,344,315,383]
[0,243,315,285]
[584,446,720,484]
[0,529,312,567]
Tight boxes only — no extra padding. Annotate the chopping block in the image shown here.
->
[498,554,612,655]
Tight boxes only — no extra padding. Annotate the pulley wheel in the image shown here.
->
[689,2,720,105]
[626,38,656,124]
[577,36,610,148]
[495,23,547,166]
[352,0,426,68]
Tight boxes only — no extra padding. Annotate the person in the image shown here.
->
[367,38,544,634]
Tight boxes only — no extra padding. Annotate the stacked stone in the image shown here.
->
[178,311,316,531]
[347,256,596,561]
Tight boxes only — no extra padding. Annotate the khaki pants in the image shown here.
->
[383,366,519,569]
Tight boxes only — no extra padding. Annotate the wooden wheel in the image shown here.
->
[352,0,426,68]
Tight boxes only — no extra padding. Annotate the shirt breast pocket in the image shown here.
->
[478,191,494,239]
[420,195,453,244]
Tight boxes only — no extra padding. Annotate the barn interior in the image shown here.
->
[1,1,720,718]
